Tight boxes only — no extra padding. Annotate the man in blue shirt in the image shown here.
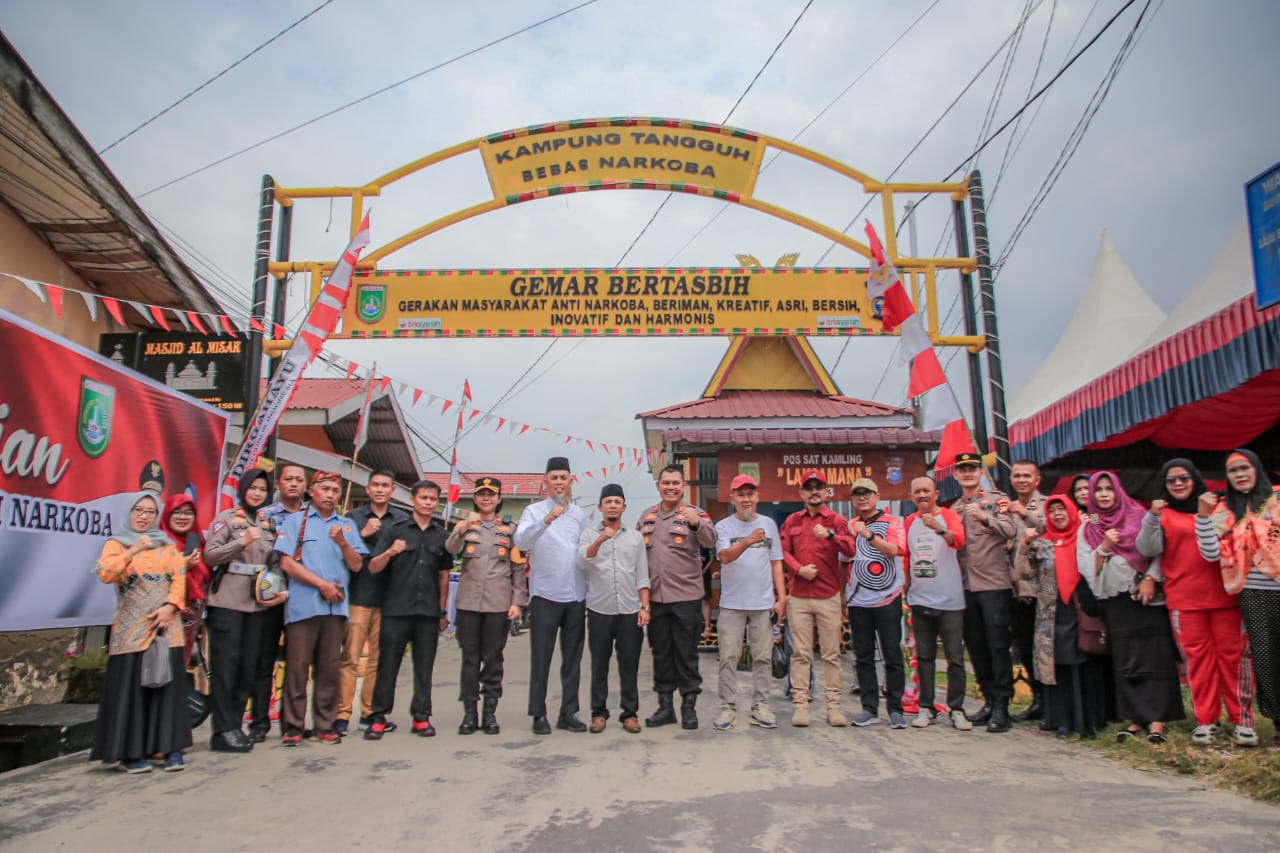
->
[514,457,588,735]
[274,471,368,745]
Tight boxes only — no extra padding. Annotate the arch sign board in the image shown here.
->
[343,266,878,338]
[274,117,978,346]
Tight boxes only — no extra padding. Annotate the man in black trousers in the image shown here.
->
[363,480,452,740]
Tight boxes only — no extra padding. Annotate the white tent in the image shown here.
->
[1010,231,1167,420]
[1135,220,1251,350]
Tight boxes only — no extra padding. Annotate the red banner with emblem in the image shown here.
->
[0,310,230,630]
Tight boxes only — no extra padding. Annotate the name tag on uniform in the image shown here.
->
[227,561,266,576]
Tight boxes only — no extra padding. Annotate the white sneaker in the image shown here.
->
[950,709,973,731]
[1235,725,1259,747]
[750,704,777,729]
[713,706,736,731]
[911,710,935,728]
[1191,724,1215,745]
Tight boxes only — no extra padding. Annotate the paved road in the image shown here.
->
[2,635,1278,852]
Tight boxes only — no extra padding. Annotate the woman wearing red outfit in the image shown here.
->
[1138,459,1254,747]
[160,493,210,666]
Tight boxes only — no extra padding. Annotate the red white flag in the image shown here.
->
[221,214,371,508]
[448,450,462,504]
[352,365,377,456]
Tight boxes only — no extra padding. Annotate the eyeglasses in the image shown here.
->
[1164,475,1192,484]
[171,509,196,517]
[131,508,158,517]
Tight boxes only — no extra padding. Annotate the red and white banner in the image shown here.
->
[0,309,230,630]
[222,215,370,507]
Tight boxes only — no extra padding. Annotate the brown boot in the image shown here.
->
[827,704,848,727]
[792,704,810,727]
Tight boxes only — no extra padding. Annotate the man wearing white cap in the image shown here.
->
[712,474,787,731]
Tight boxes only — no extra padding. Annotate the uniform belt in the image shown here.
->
[227,561,265,576]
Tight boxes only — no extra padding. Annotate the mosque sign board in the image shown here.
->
[718,448,929,502]
[339,268,881,339]
[99,332,247,412]
[1245,159,1280,310]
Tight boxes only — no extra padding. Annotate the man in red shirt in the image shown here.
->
[780,470,857,727]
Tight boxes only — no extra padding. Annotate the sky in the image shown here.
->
[4,0,1279,513]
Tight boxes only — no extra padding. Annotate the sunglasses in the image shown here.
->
[1164,475,1192,484]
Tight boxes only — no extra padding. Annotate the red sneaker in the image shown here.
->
[281,730,303,747]
[363,722,387,741]
[312,730,341,745]
[411,720,436,737]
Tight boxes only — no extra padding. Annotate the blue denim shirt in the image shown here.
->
[274,506,369,624]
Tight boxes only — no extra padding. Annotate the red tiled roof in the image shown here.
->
[638,390,908,419]
[422,472,547,498]
[258,378,368,411]
[660,427,941,446]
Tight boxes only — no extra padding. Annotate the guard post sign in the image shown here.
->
[340,267,881,338]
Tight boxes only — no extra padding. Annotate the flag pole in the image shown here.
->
[443,378,470,525]
[344,363,377,512]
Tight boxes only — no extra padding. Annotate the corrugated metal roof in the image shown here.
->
[661,427,941,446]
[278,378,368,410]
[638,390,908,419]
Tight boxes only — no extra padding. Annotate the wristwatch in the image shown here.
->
[639,605,651,612]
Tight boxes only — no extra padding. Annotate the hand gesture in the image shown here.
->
[678,506,701,528]
[851,520,869,538]
[242,524,262,545]
[1102,528,1120,550]
[996,498,1011,514]
[1010,501,1028,518]
[467,511,483,529]
[1197,492,1217,518]
[545,504,566,524]
[328,525,345,544]
[745,527,766,546]
[812,523,830,540]
[964,503,986,521]
[389,539,408,556]
[921,513,941,532]
[130,535,153,554]
[1150,499,1166,517]
[1022,527,1039,544]
[360,517,382,538]
[598,526,618,543]
[798,564,819,581]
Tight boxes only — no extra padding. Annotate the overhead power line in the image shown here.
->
[100,0,338,154]
[135,0,600,198]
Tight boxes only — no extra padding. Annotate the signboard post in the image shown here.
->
[1245,159,1280,310]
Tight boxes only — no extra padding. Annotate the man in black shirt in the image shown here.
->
[338,470,409,736]
[363,480,452,740]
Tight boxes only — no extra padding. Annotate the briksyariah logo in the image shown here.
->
[77,377,115,458]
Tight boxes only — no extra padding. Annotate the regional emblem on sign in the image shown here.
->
[77,377,115,458]
[356,284,387,324]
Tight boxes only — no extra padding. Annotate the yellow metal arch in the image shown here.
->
[267,117,981,348]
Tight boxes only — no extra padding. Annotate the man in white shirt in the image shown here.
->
[713,474,787,731]
[514,457,588,735]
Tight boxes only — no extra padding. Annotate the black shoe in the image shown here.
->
[482,698,500,735]
[556,714,588,733]
[532,715,552,735]
[246,727,268,744]
[967,702,993,726]
[1015,697,1044,722]
[645,695,677,728]
[210,730,253,753]
[680,695,699,730]
[459,702,478,736]
[987,704,1012,733]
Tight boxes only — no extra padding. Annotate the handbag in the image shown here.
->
[1075,605,1109,656]
[140,636,172,688]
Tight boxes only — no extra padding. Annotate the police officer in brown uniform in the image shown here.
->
[446,477,529,735]
[639,465,716,729]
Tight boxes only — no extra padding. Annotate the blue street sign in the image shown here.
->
[1245,159,1280,310]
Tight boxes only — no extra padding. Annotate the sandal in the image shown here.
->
[1116,726,1142,743]
[1147,731,1167,744]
